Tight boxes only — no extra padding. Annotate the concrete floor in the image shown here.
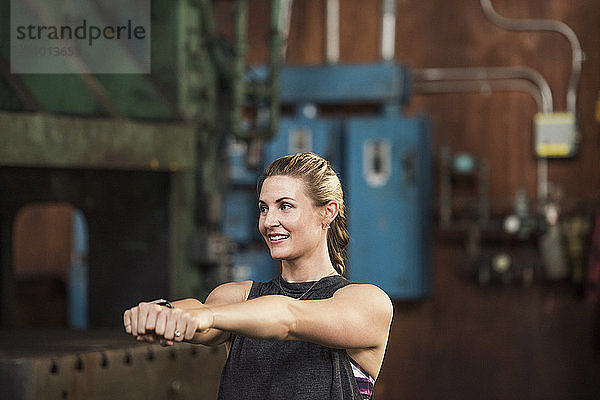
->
[375,240,600,400]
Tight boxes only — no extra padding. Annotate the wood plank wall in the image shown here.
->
[244,0,600,214]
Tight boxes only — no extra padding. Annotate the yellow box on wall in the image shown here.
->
[534,112,578,158]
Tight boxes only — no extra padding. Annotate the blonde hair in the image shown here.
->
[259,152,349,275]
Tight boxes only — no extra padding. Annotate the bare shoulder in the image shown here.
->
[205,280,253,306]
[334,283,393,316]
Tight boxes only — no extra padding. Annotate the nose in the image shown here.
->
[261,209,280,228]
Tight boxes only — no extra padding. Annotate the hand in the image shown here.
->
[123,302,214,343]
[123,301,163,338]
[153,307,215,342]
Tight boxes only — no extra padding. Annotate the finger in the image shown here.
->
[146,306,160,331]
[124,309,132,333]
[155,308,167,336]
[184,315,197,341]
[137,303,149,335]
[160,338,174,347]
[164,309,177,340]
[138,333,156,343]
[130,307,139,336]
[174,315,186,343]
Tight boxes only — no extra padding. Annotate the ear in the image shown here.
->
[321,201,339,227]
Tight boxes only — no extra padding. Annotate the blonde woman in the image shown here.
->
[124,152,393,400]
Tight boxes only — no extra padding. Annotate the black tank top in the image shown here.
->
[217,275,364,400]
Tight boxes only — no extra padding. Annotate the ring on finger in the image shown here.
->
[175,330,181,338]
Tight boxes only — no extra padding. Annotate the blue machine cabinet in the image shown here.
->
[226,62,432,296]
[231,248,277,283]
[345,115,431,299]
[263,112,343,170]
[222,189,260,244]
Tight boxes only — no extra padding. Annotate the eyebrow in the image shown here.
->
[258,197,296,205]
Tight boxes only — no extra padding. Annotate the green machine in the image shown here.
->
[0,0,285,328]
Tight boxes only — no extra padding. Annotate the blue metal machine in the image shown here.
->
[226,62,431,299]
[344,115,431,299]
[263,111,343,172]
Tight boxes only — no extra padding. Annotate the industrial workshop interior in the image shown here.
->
[1,0,600,399]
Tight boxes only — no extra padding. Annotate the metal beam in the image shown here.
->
[0,112,196,171]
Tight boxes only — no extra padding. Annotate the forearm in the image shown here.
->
[209,295,296,341]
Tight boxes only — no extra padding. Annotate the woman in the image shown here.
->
[124,152,393,400]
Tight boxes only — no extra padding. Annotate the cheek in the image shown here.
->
[257,216,266,234]
[285,211,302,225]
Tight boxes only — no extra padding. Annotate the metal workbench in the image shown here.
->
[0,329,226,400]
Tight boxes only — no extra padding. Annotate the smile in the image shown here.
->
[268,234,289,243]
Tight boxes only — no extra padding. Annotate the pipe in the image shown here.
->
[326,0,340,63]
[480,0,583,113]
[195,0,227,73]
[413,67,554,202]
[381,0,396,61]
[412,79,544,113]
[413,66,553,112]
[266,0,287,139]
[278,0,294,60]
[230,0,249,137]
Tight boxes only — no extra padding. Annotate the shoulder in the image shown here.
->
[205,280,253,305]
[334,283,393,317]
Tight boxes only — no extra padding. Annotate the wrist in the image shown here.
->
[206,306,217,331]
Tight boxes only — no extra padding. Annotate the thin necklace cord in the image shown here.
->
[277,272,338,300]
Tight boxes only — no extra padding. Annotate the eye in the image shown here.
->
[258,204,268,214]
[280,202,292,211]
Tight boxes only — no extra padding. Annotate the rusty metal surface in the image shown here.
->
[0,329,226,400]
[0,112,196,171]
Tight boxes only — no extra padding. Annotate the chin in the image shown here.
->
[269,250,286,260]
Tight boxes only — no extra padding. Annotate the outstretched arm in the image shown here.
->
[158,284,392,353]
[209,284,392,350]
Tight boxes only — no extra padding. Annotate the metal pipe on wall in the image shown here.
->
[413,79,545,113]
[413,66,554,202]
[231,0,248,137]
[480,0,583,114]
[278,0,294,60]
[267,0,289,139]
[326,0,340,63]
[381,0,396,61]
[413,66,553,113]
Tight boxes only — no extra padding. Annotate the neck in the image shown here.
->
[280,256,338,282]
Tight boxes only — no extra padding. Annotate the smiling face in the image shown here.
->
[258,175,326,263]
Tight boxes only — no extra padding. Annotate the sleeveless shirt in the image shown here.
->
[216,275,368,400]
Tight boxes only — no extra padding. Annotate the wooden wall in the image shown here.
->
[245,0,600,214]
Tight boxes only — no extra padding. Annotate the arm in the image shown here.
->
[209,284,393,350]
[164,284,392,353]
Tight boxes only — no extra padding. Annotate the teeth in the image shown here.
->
[270,235,288,241]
